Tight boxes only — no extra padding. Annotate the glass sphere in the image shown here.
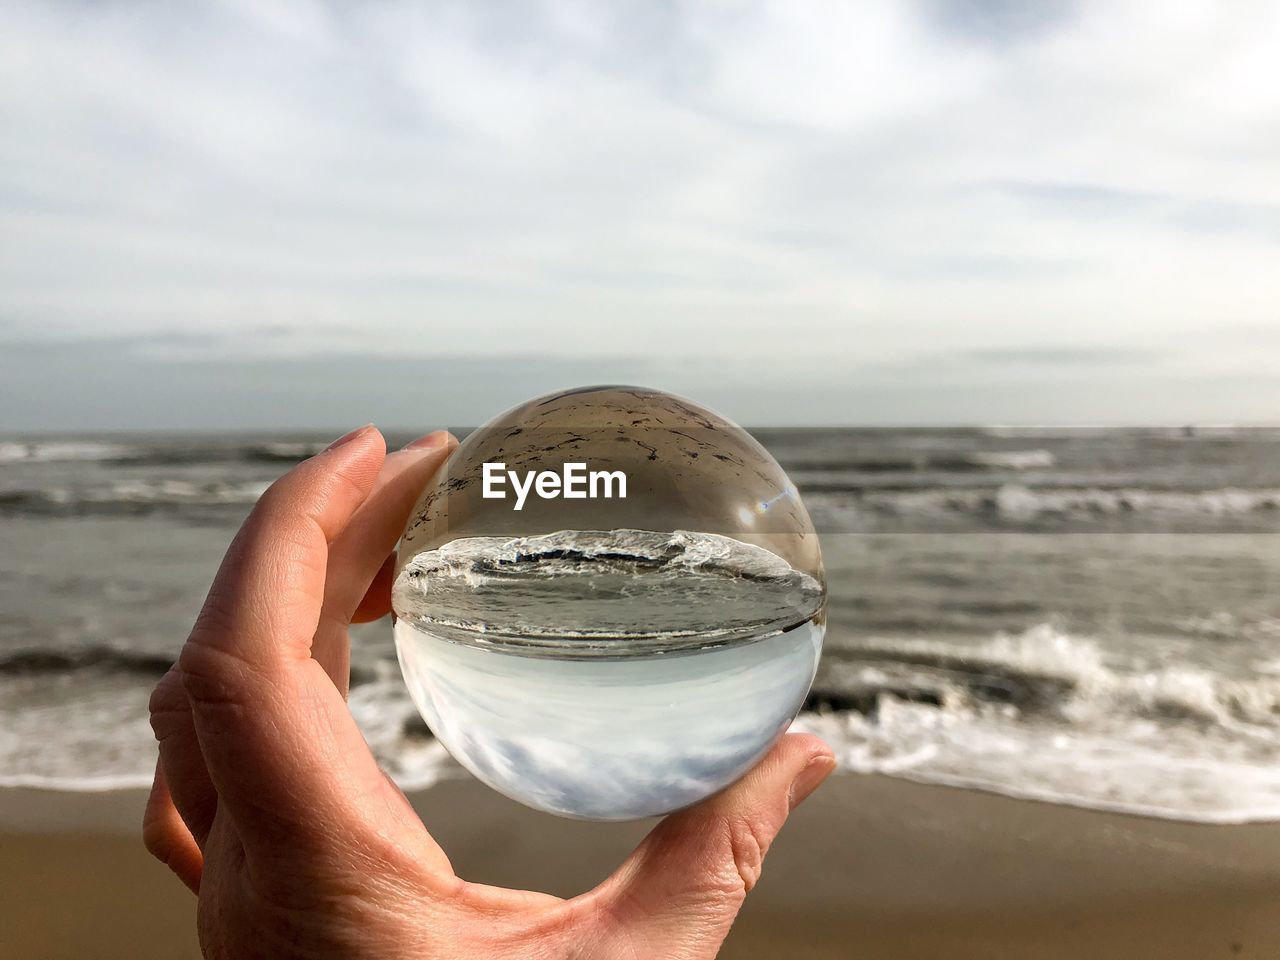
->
[392,386,825,820]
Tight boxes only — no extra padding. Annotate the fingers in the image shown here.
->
[328,434,454,624]
[149,667,218,847]
[182,425,385,676]
[313,431,456,690]
[587,734,835,959]
[177,427,397,850]
[149,428,453,860]
[143,761,204,893]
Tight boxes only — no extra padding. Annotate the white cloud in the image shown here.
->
[1,0,1278,423]
[684,0,993,130]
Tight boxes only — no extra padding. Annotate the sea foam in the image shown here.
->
[4,624,1278,822]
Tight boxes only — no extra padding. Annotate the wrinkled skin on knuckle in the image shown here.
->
[148,668,189,739]
[192,568,282,647]
[255,461,366,537]
[717,812,770,896]
[188,587,240,643]
[201,871,453,960]
[199,870,483,960]
[253,833,413,908]
[198,850,626,960]
[575,894,674,960]
[445,898,606,960]
[177,637,266,710]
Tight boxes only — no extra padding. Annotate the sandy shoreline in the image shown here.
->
[4,774,1280,959]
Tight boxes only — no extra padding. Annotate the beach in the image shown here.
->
[5,775,1280,959]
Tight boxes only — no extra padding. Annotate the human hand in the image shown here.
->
[144,425,836,959]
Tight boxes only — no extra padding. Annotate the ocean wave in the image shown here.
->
[806,484,1280,517]
[987,485,1280,520]
[0,658,460,794]
[0,479,270,516]
[0,772,160,791]
[0,645,174,677]
[3,625,1278,822]
[788,449,1056,474]
[0,441,140,464]
[795,699,1280,824]
[395,529,823,653]
[1178,613,1280,642]
[979,425,1280,440]
[243,441,329,462]
[0,438,331,469]
[965,449,1057,470]
[824,625,1280,729]
[802,624,1280,822]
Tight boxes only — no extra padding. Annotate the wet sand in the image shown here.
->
[3,775,1279,959]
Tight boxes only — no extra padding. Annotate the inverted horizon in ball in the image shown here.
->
[392,385,826,820]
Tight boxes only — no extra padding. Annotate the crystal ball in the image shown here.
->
[392,386,825,820]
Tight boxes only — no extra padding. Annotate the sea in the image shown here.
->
[1,427,1278,824]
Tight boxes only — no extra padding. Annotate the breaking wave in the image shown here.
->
[0,439,330,470]
[394,529,824,654]
[5,625,1277,822]
[802,625,1280,823]
[0,441,140,464]
[784,449,1056,473]
[0,645,175,677]
[804,484,1280,524]
[0,479,271,516]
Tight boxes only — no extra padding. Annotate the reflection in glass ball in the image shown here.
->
[393,386,825,820]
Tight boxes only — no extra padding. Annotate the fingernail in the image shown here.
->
[325,424,374,451]
[401,430,454,451]
[788,754,836,811]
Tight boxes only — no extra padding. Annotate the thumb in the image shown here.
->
[590,734,835,959]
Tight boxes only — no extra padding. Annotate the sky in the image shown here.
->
[2,0,1279,429]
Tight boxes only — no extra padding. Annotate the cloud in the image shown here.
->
[988,181,1280,243]
[1,0,1279,425]
[959,346,1169,366]
[920,0,1078,46]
